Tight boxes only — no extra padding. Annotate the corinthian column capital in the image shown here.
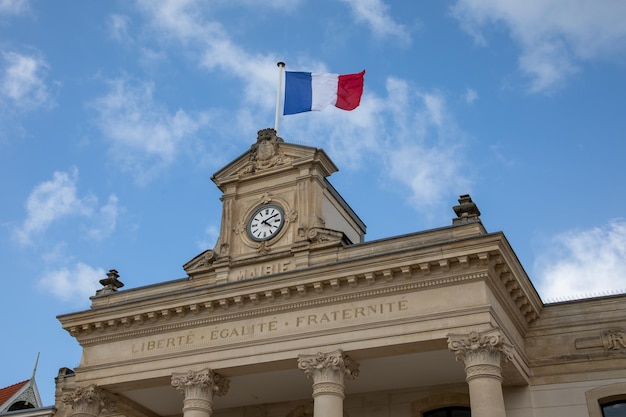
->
[447,329,513,382]
[298,350,359,398]
[61,385,116,417]
[171,368,230,397]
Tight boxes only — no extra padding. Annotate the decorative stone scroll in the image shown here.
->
[447,329,512,417]
[61,385,116,417]
[447,329,512,381]
[298,350,359,417]
[171,368,230,417]
[298,350,359,398]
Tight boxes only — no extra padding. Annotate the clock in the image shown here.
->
[247,204,285,241]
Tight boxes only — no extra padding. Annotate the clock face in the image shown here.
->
[247,204,285,241]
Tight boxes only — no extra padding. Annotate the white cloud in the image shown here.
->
[92,77,213,185]
[534,219,626,302]
[14,168,119,245]
[87,194,121,241]
[339,0,411,44]
[281,77,469,219]
[0,0,30,16]
[450,0,626,92]
[136,0,280,112]
[37,262,104,304]
[0,50,51,111]
[465,87,478,104]
[107,14,132,44]
[134,1,468,217]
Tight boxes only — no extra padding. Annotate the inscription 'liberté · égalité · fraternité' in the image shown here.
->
[130,298,409,355]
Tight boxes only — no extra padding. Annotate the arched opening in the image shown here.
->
[602,400,626,417]
[8,401,35,411]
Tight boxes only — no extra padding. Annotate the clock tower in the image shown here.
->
[183,128,365,284]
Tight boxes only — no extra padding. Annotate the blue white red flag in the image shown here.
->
[283,70,365,115]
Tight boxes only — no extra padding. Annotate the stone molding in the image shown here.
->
[73,271,488,346]
[298,350,359,398]
[65,249,540,341]
[447,329,513,382]
[61,385,116,417]
[575,328,626,352]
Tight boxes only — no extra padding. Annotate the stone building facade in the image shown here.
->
[54,129,626,417]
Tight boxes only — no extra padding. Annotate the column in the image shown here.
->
[61,385,115,417]
[171,368,230,417]
[298,349,359,417]
[447,329,512,417]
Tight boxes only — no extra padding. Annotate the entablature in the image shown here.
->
[60,233,541,343]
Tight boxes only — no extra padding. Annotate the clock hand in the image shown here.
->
[262,213,280,226]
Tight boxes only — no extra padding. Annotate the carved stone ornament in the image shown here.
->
[447,329,513,381]
[298,350,359,398]
[61,385,116,417]
[171,368,230,397]
[304,227,344,243]
[240,128,290,173]
[576,328,626,352]
[602,328,626,350]
[183,249,218,275]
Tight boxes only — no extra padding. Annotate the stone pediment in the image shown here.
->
[211,128,338,189]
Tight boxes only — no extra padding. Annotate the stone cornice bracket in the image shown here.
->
[171,368,230,415]
[447,329,513,382]
[61,385,116,417]
[298,350,360,399]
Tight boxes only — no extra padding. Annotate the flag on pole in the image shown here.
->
[283,70,365,115]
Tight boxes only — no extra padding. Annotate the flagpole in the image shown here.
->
[274,61,285,135]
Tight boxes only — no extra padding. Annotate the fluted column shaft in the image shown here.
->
[448,329,512,417]
[171,368,230,417]
[298,350,359,417]
[61,384,115,417]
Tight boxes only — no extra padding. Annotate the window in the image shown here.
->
[602,400,626,417]
[8,401,35,411]
[423,407,471,417]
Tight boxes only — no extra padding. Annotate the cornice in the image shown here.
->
[62,242,542,343]
[74,270,488,346]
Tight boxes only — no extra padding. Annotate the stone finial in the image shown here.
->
[452,194,481,225]
[95,269,124,296]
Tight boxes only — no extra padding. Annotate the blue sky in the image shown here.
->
[2,0,626,405]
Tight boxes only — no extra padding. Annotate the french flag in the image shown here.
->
[283,70,365,115]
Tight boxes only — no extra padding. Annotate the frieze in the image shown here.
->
[74,271,488,345]
[81,295,412,364]
[575,328,626,352]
